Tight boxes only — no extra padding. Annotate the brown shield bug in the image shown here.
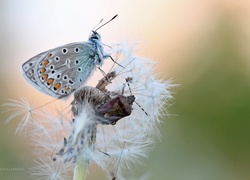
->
[71,71,147,125]
[95,94,135,125]
[95,75,148,125]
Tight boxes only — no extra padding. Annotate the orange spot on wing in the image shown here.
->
[63,86,71,92]
[47,53,52,58]
[43,59,49,66]
[47,78,54,86]
[42,74,48,81]
[40,68,46,73]
[54,83,61,90]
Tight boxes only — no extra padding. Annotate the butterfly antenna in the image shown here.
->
[95,14,118,32]
[89,18,104,37]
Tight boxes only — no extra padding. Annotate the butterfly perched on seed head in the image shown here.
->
[21,15,118,98]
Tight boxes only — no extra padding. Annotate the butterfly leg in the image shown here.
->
[105,55,124,68]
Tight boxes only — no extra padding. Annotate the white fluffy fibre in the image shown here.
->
[5,44,174,180]
[87,44,174,178]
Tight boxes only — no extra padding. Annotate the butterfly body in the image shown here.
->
[21,31,109,98]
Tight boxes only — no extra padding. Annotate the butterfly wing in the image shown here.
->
[21,42,98,98]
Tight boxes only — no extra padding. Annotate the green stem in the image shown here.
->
[73,154,88,180]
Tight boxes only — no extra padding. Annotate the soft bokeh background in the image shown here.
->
[1,0,250,179]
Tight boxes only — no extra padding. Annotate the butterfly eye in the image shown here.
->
[92,36,98,40]
[91,31,101,41]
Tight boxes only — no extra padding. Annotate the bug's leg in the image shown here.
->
[125,77,149,116]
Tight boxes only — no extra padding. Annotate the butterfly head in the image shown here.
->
[89,15,118,43]
[90,31,101,42]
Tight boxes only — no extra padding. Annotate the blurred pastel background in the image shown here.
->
[1,0,250,179]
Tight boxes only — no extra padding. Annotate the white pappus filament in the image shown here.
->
[4,43,175,180]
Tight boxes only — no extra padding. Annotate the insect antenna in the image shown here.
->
[92,15,124,69]
[89,18,104,38]
[92,19,103,31]
[95,14,118,32]
[125,78,149,116]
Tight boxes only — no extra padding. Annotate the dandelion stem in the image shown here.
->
[73,154,88,180]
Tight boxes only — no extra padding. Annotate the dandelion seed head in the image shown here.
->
[85,44,174,178]
[5,42,174,179]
